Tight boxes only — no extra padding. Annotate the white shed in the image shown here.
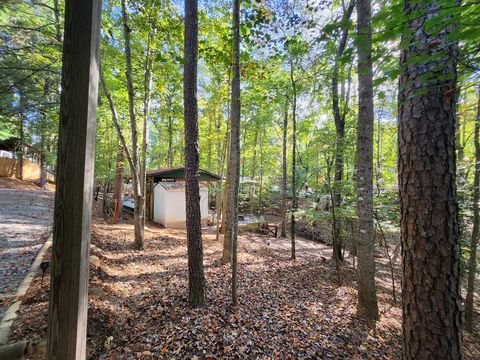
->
[153,182,209,228]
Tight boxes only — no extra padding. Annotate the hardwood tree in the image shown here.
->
[355,0,379,322]
[46,0,102,358]
[184,0,205,306]
[331,0,355,262]
[398,1,462,358]
[99,0,155,243]
[121,0,145,249]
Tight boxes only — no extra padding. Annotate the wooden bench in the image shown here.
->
[258,221,282,238]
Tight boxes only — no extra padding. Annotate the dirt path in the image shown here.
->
[0,188,54,319]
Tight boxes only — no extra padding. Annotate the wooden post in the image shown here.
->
[47,0,102,359]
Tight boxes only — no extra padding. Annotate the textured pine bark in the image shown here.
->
[226,0,241,305]
[355,0,379,322]
[465,85,480,331]
[184,0,205,307]
[398,1,462,358]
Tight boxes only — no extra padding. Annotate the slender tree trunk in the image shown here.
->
[140,31,154,228]
[464,85,480,331]
[398,1,462,358]
[325,154,340,283]
[281,97,288,238]
[456,91,466,187]
[52,0,62,43]
[39,79,50,188]
[374,210,397,304]
[100,68,138,230]
[375,106,384,196]
[216,130,228,242]
[40,139,47,187]
[259,134,264,212]
[290,60,297,261]
[184,0,205,306]
[208,113,213,170]
[17,92,25,181]
[221,129,231,247]
[221,68,233,240]
[121,0,144,249]
[168,101,174,167]
[113,145,125,224]
[249,128,258,214]
[240,126,247,179]
[225,0,241,305]
[221,115,231,253]
[355,0,379,322]
[332,0,355,262]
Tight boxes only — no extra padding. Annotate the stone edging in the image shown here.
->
[0,235,52,345]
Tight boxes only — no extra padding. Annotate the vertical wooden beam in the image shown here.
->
[47,0,102,359]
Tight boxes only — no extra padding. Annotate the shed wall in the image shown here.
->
[153,184,167,225]
[153,183,209,228]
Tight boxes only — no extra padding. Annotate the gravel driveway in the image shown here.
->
[0,189,53,319]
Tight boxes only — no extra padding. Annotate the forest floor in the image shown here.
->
[7,199,480,359]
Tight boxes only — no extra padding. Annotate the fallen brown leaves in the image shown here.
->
[8,206,480,359]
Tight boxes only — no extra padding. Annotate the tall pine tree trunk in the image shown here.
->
[355,0,379,322]
[281,98,288,238]
[398,1,462,358]
[290,60,297,260]
[465,85,480,331]
[225,0,241,305]
[184,0,205,306]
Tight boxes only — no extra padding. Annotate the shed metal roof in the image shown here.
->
[0,137,39,153]
[158,182,208,191]
[147,166,221,182]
